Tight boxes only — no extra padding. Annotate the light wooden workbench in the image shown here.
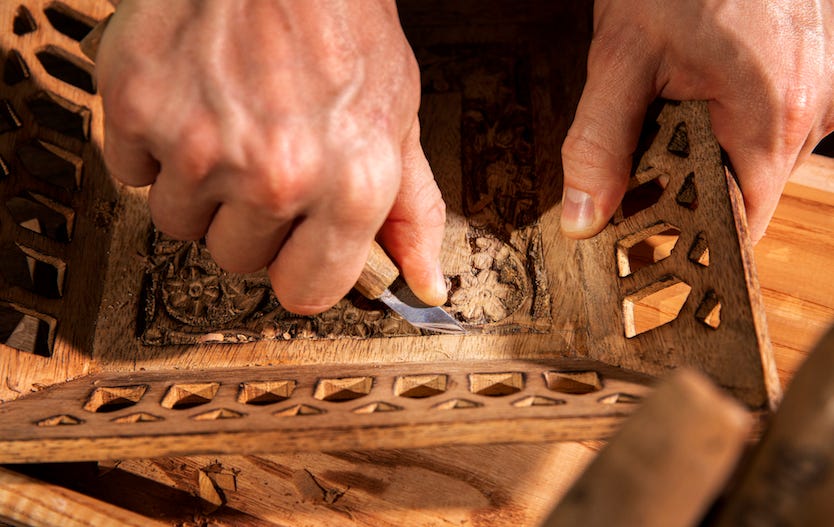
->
[6,154,833,527]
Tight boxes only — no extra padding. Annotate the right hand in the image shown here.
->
[95,0,448,314]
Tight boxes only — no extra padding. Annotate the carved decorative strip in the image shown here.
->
[0,360,654,462]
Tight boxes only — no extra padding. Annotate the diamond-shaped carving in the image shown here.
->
[160,382,220,409]
[237,380,295,405]
[314,377,372,402]
[16,139,82,190]
[84,385,148,413]
[615,170,670,223]
[598,393,643,405]
[433,399,481,410]
[623,276,692,338]
[667,121,690,157]
[689,232,710,267]
[35,46,95,94]
[0,243,65,298]
[3,49,30,85]
[469,372,524,396]
[13,5,37,35]
[43,4,94,41]
[544,371,602,394]
[512,395,566,407]
[353,401,402,414]
[192,408,244,421]
[394,374,447,398]
[36,414,82,427]
[274,404,325,417]
[6,194,73,242]
[0,99,22,134]
[617,222,681,277]
[111,412,162,424]
[0,303,54,357]
[695,290,722,329]
[26,91,91,142]
[676,172,698,210]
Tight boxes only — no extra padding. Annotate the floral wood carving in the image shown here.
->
[140,45,552,345]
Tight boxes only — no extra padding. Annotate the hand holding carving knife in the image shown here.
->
[81,18,464,335]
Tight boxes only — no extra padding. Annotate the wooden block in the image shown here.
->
[707,325,834,526]
[542,370,751,527]
[0,466,164,527]
[0,0,778,461]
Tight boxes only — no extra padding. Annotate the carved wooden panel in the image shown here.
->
[0,0,780,462]
[0,0,116,400]
[0,359,653,463]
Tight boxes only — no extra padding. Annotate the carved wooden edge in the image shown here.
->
[578,100,780,410]
[0,359,655,462]
[0,0,116,400]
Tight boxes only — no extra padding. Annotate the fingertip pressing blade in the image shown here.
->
[379,277,466,335]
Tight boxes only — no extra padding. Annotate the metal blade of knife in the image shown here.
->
[355,242,466,335]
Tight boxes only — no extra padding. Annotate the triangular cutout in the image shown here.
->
[353,401,402,414]
[274,404,325,417]
[676,172,698,210]
[37,414,82,427]
[512,395,566,407]
[667,121,690,157]
[192,408,244,421]
[3,49,30,85]
[689,232,710,267]
[433,398,481,410]
[111,412,162,424]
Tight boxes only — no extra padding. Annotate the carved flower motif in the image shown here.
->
[449,236,528,325]
[450,268,517,323]
[316,299,419,338]
[154,240,266,330]
[163,266,221,323]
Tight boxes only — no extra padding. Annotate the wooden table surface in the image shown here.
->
[10,155,832,527]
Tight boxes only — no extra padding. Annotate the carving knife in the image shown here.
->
[355,241,465,334]
[81,21,464,335]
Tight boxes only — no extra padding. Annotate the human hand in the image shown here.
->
[95,0,448,314]
[560,0,834,243]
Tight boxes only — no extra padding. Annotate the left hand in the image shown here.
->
[560,0,834,243]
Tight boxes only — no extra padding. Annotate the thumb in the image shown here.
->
[561,35,659,238]
[377,119,448,306]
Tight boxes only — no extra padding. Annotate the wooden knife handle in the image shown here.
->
[355,241,400,300]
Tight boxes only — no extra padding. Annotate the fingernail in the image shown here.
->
[561,186,595,233]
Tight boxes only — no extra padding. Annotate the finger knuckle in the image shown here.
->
[252,139,324,215]
[102,76,157,139]
[173,126,220,183]
[562,128,608,171]
[416,182,447,229]
[780,86,817,150]
[340,158,399,218]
